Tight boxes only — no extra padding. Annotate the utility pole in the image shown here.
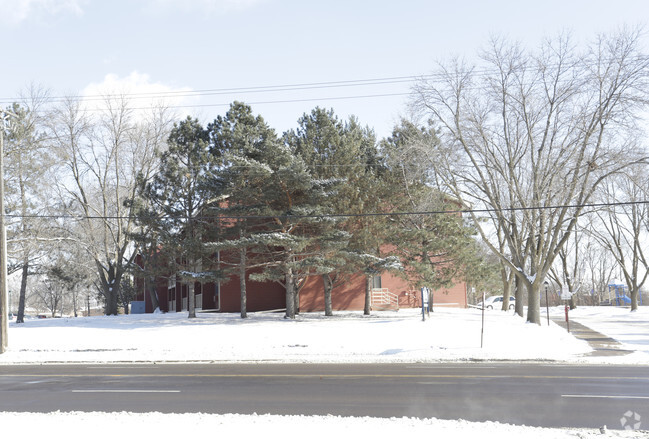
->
[0,109,15,354]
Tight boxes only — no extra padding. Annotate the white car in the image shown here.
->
[478,295,515,310]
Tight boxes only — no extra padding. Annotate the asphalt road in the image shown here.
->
[1,362,648,430]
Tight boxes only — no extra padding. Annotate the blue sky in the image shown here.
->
[1,0,647,138]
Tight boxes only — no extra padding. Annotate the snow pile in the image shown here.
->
[0,412,643,439]
[0,307,597,364]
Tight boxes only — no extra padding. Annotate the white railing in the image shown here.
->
[371,288,399,309]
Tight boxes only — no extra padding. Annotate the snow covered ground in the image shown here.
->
[0,307,603,364]
[3,307,649,437]
[0,412,644,439]
[559,306,649,356]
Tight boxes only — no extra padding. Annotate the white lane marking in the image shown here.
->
[72,390,180,393]
[562,394,649,400]
[405,365,498,369]
[85,366,159,369]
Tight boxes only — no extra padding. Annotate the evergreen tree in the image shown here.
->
[380,120,477,292]
[205,102,281,318]
[212,105,337,319]
[140,117,221,318]
[286,108,387,315]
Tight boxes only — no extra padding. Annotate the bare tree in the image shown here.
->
[581,236,617,305]
[49,96,172,315]
[3,87,60,324]
[587,165,649,310]
[413,29,649,323]
[549,221,587,309]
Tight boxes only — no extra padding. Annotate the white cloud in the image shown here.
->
[81,71,195,120]
[0,0,85,24]
[144,0,266,15]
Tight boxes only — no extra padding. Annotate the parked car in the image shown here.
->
[477,295,515,310]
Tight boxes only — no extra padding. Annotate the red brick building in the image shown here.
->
[135,262,467,314]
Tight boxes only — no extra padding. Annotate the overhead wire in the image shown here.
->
[6,200,649,222]
[3,53,647,105]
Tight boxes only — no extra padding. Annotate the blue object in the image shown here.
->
[608,283,643,306]
[130,301,146,314]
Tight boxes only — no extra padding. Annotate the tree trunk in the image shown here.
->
[102,263,121,316]
[294,286,300,315]
[501,265,512,312]
[188,281,196,318]
[104,281,119,316]
[631,285,639,312]
[514,274,524,317]
[146,277,160,311]
[284,267,295,319]
[72,287,78,317]
[16,261,28,323]
[239,247,247,319]
[364,275,371,315]
[569,295,577,310]
[285,268,295,319]
[526,281,541,325]
[323,274,333,317]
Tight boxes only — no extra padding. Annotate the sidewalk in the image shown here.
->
[551,317,633,357]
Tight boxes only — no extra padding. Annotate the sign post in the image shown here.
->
[481,291,485,348]
[560,286,572,333]
[544,281,550,327]
[421,287,430,321]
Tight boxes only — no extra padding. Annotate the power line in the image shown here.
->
[0,75,424,105]
[125,92,410,112]
[3,52,645,113]
[7,200,649,221]
[4,53,646,105]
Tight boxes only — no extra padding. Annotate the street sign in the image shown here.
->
[421,287,430,321]
[560,291,573,300]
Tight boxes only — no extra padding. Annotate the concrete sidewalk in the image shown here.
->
[551,317,633,357]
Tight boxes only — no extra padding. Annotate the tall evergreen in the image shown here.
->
[209,105,336,319]
[380,120,477,292]
[206,102,281,318]
[139,117,221,318]
[286,108,388,315]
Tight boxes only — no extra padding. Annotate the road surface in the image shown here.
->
[1,362,648,430]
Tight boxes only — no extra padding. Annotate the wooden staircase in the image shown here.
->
[371,288,399,311]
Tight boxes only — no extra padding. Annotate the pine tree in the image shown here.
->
[212,105,337,319]
[380,120,477,292]
[140,117,221,318]
[286,108,384,315]
[206,102,282,318]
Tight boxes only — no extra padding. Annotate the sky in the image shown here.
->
[0,0,648,139]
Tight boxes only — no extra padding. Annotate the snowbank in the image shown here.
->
[0,412,643,439]
[1,307,597,364]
